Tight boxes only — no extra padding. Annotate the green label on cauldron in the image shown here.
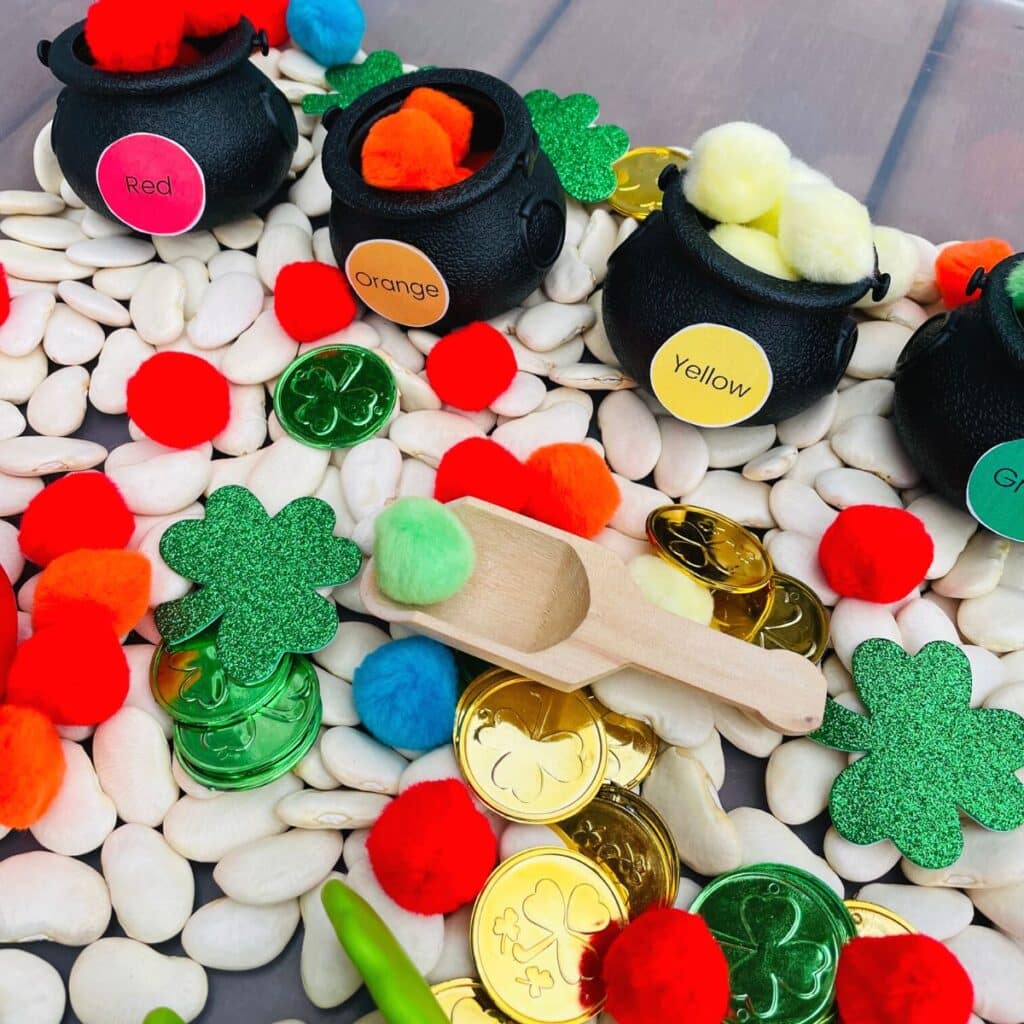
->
[650,323,773,427]
[967,439,1024,542]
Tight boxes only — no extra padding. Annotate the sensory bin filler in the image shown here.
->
[1,0,1024,1023]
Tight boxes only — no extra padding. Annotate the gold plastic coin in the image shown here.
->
[844,899,916,938]
[712,579,775,641]
[554,784,679,915]
[751,572,831,663]
[609,146,690,221]
[589,699,657,788]
[647,505,773,594]
[456,671,608,824]
[432,979,514,1022]
[472,848,628,1024]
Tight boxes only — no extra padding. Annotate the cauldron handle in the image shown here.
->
[518,194,566,272]
[251,29,270,57]
[322,107,344,134]
[37,40,51,68]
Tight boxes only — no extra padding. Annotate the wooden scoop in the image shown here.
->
[361,498,827,735]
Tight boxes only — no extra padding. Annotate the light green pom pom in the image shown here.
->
[1007,261,1024,313]
[373,498,475,606]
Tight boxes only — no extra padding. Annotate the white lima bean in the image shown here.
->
[0,949,66,1024]
[69,938,208,1024]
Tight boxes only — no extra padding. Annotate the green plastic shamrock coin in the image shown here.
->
[524,89,630,203]
[811,638,1024,869]
[154,486,362,685]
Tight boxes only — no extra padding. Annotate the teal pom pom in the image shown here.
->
[353,636,458,750]
[287,0,365,68]
[373,498,475,606]
[1007,260,1024,314]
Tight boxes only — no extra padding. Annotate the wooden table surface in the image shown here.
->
[4,0,1024,242]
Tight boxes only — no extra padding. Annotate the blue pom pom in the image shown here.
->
[286,0,366,69]
[353,636,458,751]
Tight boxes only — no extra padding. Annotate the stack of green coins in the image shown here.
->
[150,628,322,791]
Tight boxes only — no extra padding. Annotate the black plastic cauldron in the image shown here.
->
[39,20,297,234]
[321,68,566,333]
[894,253,1024,505]
[603,164,889,426]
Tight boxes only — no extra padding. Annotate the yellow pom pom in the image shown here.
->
[628,554,714,626]
[683,122,791,224]
[854,226,918,307]
[709,223,799,281]
[746,159,830,235]
[777,183,875,285]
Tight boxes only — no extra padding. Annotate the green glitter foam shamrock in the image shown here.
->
[524,89,629,204]
[811,638,1024,869]
[302,50,407,116]
[154,486,362,685]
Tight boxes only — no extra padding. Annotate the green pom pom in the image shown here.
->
[374,498,475,606]
[1006,261,1024,313]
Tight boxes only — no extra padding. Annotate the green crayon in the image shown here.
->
[321,879,449,1024]
[143,1010,186,1024]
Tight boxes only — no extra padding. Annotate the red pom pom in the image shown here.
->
[434,438,529,512]
[239,0,289,45]
[935,238,1014,309]
[426,323,517,411]
[523,443,621,538]
[182,0,241,37]
[6,605,129,725]
[127,352,231,449]
[0,568,16,690]
[836,934,974,1024]
[367,779,497,915]
[819,505,933,603]
[19,472,134,567]
[274,262,357,343]
[0,705,66,829]
[33,549,152,638]
[0,266,9,327]
[602,908,731,1024]
[86,0,186,72]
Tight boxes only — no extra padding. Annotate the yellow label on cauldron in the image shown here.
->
[650,323,773,427]
[345,239,450,328]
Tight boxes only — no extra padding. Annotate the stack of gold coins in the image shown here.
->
[647,505,830,662]
[457,671,682,1024]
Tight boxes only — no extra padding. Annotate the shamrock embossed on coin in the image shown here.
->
[472,849,628,1024]
[647,506,773,593]
[274,344,397,450]
[456,672,608,823]
[691,864,855,1024]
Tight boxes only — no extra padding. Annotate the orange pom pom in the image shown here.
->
[523,443,621,538]
[402,87,474,164]
[32,549,151,637]
[362,108,472,192]
[935,238,1014,309]
[0,705,65,829]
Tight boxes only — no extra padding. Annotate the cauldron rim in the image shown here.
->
[983,252,1024,369]
[46,19,258,98]
[660,167,878,311]
[321,67,535,220]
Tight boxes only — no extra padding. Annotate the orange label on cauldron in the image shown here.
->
[96,133,206,236]
[650,323,773,427]
[345,240,450,328]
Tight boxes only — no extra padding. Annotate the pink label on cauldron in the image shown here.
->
[96,133,206,236]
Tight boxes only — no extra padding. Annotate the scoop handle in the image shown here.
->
[587,592,827,734]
